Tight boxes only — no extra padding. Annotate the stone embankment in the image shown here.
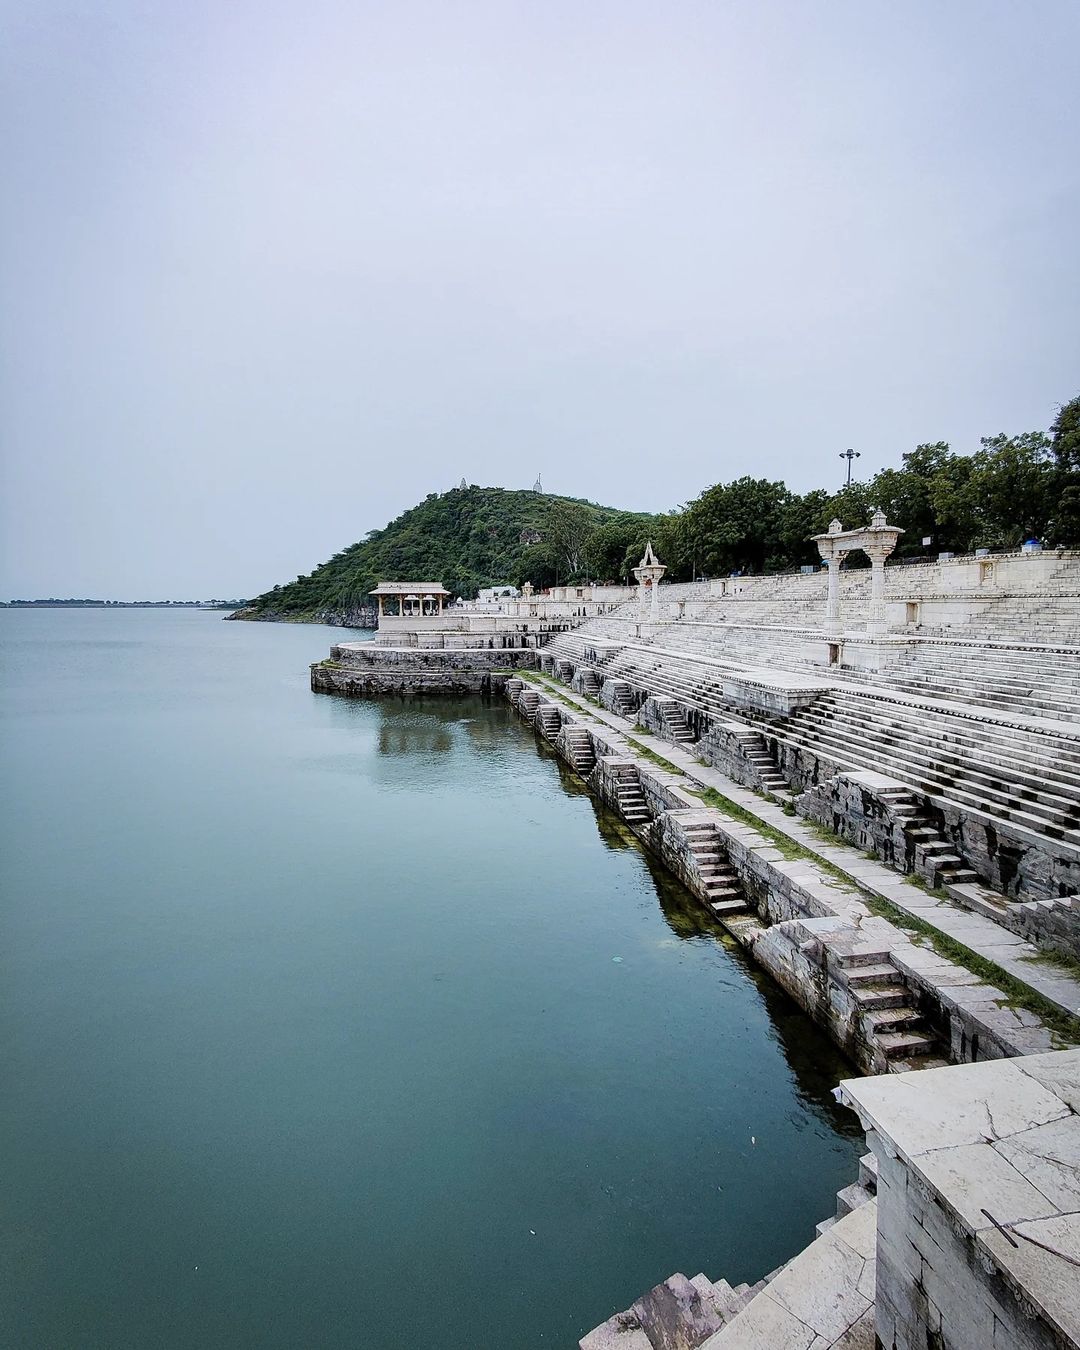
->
[309,635,1080,1350]
[311,644,538,696]
[229,604,379,627]
[504,672,1080,1072]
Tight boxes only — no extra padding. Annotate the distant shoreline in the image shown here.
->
[1,601,248,610]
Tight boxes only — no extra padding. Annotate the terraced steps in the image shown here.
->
[835,950,939,1063]
[681,821,748,916]
[564,726,596,776]
[769,691,1080,832]
[612,764,651,826]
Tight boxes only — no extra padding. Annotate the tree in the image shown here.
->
[1050,395,1080,473]
[544,500,593,577]
[684,477,793,576]
[584,517,653,582]
[778,490,829,568]
[1049,395,1080,545]
[968,432,1055,546]
[868,443,952,555]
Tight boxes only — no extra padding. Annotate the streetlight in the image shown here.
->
[840,447,861,487]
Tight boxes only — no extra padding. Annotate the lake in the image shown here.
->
[0,608,862,1348]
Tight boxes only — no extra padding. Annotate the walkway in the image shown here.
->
[528,673,1080,1021]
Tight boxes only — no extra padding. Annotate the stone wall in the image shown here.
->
[311,664,519,697]
[504,683,1066,1076]
[329,644,537,671]
[797,770,919,872]
[311,646,538,697]
[841,1055,1080,1350]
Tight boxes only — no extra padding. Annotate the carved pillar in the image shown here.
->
[649,577,660,622]
[868,551,888,633]
[825,556,842,632]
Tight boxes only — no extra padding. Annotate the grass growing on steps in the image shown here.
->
[625,738,685,777]
[683,786,854,888]
[902,873,953,903]
[1022,948,1080,983]
[523,668,1078,1038]
[862,896,1080,1044]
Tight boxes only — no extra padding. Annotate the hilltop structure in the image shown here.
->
[312,511,1080,1350]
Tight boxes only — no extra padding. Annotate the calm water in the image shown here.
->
[0,609,861,1349]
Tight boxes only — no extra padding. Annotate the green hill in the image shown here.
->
[244,486,658,620]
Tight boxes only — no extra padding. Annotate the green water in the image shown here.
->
[0,609,862,1349]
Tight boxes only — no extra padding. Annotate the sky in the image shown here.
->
[2,1,1078,599]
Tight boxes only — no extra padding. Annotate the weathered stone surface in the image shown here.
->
[841,1051,1080,1350]
[631,1273,725,1349]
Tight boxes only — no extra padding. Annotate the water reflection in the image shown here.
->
[329,689,860,1140]
[524,720,862,1141]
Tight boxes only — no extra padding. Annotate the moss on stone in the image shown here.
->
[862,896,1080,1043]
[625,738,685,777]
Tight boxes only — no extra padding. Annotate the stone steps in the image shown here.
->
[817,691,1080,788]
[835,950,939,1064]
[774,709,1080,841]
[613,767,651,825]
[535,705,561,741]
[681,823,748,917]
[564,727,596,776]
[807,692,1080,786]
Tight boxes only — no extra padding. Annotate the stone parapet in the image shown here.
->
[840,1052,1080,1350]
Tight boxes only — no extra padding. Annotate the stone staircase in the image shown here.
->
[580,1270,769,1350]
[771,688,1080,848]
[579,1150,880,1350]
[565,726,597,777]
[535,703,561,742]
[681,822,747,917]
[579,668,603,698]
[657,699,696,743]
[609,680,638,719]
[728,727,788,796]
[834,948,942,1068]
[815,1152,878,1239]
[517,687,541,720]
[612,764,651,826]
[873,785,980,887]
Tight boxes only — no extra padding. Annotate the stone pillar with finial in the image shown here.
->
[632,541,667,622]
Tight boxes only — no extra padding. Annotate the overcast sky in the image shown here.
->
[2,1,1078,598]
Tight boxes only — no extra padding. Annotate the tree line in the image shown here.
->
[522,393,1080,586]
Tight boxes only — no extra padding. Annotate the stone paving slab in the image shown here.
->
[700,1201,877,1350]
[532,674,1080,1019]
[841,1051,1080,1349]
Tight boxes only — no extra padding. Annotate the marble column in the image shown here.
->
[868,552,888,633]
[825,556,842,632]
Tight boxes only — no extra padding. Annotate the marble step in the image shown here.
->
[851,983,908,1010]
[878,1029,938,1058]
[842,962,905,986]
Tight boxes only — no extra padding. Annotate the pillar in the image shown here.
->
[868,553,887,633]
[650,577,660,622]
[825,556,842,633]
[377,596,384,617]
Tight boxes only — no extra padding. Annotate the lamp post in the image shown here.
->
[840,448,861,487]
